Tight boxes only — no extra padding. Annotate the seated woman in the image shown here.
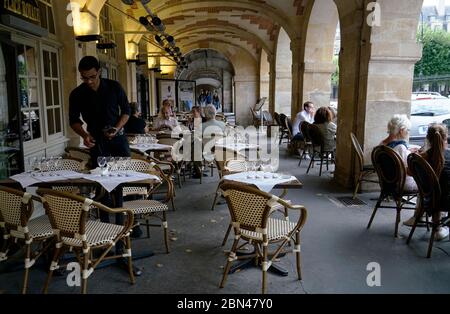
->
[380,114,417,192]
[313,107,337,152]
[124,102,148,134]
[152,103,179,131]
[406,123,449,240]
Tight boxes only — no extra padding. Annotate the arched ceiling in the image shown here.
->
[176,48,234,81]
[106,0,313,61]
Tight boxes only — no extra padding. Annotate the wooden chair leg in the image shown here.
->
[367,194,383,229]
[353,173,363,199]
[146,219,150,238]
[22,243,32,294]
[220,237,240,288]
[81,250,89,294]
[125,237,136,284]
[319,155,324,177]
[261,244,268,294]
[406,211,422,245]
[163,212,170,253]
[394,200,402,238]
[211,187,220,211]
[221,223,232,246]
[295,232,302,280]
[43,245,63,294]
[427,226,437,258]
[306,154,315,174]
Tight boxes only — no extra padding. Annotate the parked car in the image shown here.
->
[410,97,450,142]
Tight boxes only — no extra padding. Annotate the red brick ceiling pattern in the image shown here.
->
[240,14,279,41]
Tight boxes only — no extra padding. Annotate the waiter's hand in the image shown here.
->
[104,127,117,140]
[83,134,96,148]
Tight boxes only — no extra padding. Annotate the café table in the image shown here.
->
[0,170,161,275]
[219,171,302,276]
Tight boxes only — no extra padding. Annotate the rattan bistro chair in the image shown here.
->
[0,186,54,294]
[350,132,377,199]
[64,147,92,169]
[219,182,307,294]
[406,153,449,257]
[37,188,134,294]
[122,158,172,253]
[297,121,313,166]
[367,146,417,237]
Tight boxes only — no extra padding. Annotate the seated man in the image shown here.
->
[153,103,179,131]
[124,102,148,134]
[292,101,315,141]
[202,104,226,136]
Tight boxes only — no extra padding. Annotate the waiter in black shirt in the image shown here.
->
[69,56,131,166]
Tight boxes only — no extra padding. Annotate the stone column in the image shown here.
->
[268,53,276,114]
[290,39,304,118]
[234,75,259,126]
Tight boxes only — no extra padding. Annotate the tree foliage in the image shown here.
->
[415,26,450,77]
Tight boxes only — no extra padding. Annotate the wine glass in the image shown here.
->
[28,156,37,174]
[97,156,107,175]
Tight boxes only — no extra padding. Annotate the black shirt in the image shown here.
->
[124,115,146,134]
[69,78,130,138]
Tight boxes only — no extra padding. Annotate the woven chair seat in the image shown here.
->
[123,199,168,215]
[123,187,148,197]
[240,218,297,241]
[10,215,53,240]
[62,220,125,247]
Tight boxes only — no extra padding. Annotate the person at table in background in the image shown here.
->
[124,102,148,134]
[188,105,206,131]
[380,114,417,192]
[69,56,131,167]
[212,90,220,110]
[162,99,175,117]
[202,104,226,135]
[198,89,206,106]
[313,107,337,152]
[69,56,131,224]
[328,106,337,124]
[206,90,212,105]
[292,101,315,142]
[153,103,179,131]
[403,123,449,240]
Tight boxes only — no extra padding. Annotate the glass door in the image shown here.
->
[0,37,24,179]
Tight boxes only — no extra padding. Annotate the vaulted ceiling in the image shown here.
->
[108,0,310,63]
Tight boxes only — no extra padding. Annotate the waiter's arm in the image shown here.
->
[71,122,96,148]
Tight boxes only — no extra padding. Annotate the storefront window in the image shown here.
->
[42,48,62,137]
[18,45,41,142]
[38,0,55,35]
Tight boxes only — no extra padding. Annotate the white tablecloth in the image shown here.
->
[81,171,160,192]
[223,171,297,192]
[10,170,85,188]
[130,144,172,153]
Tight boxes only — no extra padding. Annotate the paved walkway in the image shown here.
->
[1,147,449,294]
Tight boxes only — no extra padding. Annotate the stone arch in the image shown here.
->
[303,0,339,108]
[331,0,423,187]
[274,27,292,115]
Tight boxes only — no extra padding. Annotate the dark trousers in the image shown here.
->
[90,134,130,223]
